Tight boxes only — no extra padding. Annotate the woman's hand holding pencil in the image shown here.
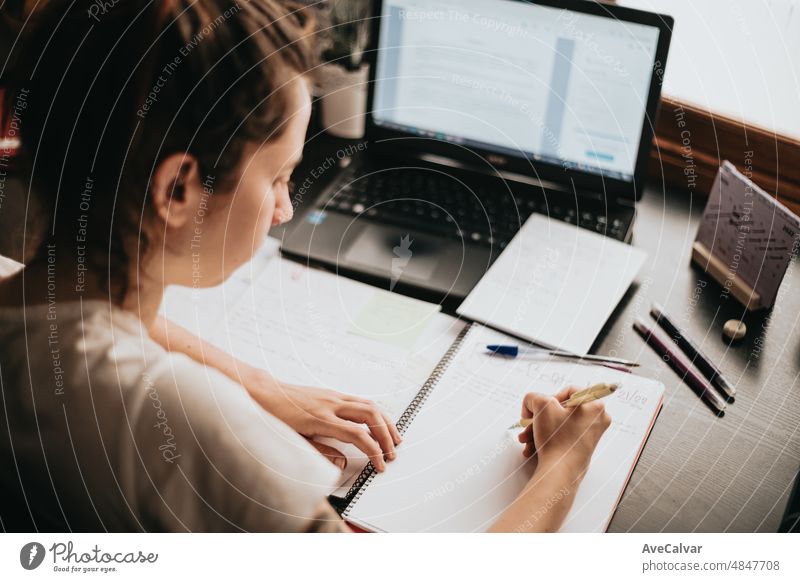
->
[516,386,612,474]
[489,388,612,532]
[510,383,619,428]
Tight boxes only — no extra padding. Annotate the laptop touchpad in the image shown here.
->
[344,226,439,287]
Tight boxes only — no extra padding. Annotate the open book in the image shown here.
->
[162,253,663,532]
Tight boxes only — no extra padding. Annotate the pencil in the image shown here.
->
[508,382,619,429]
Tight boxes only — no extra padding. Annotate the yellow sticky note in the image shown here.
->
[349,292,440,350]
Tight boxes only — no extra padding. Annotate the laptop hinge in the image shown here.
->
[417,153,573,194]
[362,148,630,204]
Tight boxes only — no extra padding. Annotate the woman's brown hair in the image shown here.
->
[4,0,316,301]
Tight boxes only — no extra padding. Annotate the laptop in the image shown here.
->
[282,0,673,306]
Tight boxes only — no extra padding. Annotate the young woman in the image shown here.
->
[0,0,610,532]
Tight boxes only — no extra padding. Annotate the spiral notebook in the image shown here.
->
[340,323,664,533]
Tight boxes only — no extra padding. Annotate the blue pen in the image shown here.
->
[486,344,639,368]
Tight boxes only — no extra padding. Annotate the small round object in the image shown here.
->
[723,319,747,344]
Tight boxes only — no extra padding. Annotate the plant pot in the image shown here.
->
[317,63,369,139]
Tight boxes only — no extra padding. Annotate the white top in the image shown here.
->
[0,299,344,532]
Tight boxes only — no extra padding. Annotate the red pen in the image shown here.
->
[633,318,726,416]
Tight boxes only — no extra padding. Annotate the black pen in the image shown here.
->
[633,318,726,416]
[650,303,735,402]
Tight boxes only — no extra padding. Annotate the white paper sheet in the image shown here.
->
[213,258,465,489]
[457,214,646,354]
[345,325,664,532]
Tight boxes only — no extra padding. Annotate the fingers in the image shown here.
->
[601,407,612,428]
[340,394,372,404]
[334,423,386,472]
[338,403,397,463]
[309,391,401,471]
[579,400,605,414]
[554,385,581,403]
[517,390,612,467]
[381,411,403,446]
[521,392,557,454]
[519,427,534,462]
[523,441,536,458]
[576,401,613,429]
[339,395,402,445]
[522,392,554,417]
[307,439,347,470]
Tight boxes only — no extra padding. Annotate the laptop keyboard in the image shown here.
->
[320,167,632,248]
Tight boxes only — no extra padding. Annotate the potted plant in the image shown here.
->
[315,0,372,139]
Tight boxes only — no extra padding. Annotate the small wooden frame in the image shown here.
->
[691,240,763,311]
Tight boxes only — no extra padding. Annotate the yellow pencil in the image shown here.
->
[508,383,619,429]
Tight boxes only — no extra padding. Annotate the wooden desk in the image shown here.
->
[289,133,800,532]
[599,183,800,532]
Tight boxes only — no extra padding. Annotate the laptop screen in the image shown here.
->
[372,0,662,182]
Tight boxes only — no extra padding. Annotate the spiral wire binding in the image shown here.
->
[341,322,476,518]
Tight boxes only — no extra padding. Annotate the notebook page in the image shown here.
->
[213,258,465,489]
[346,325,664,532]
[457,214,646,355]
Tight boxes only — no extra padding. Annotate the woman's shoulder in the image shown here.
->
[0,299,168,399]
[0,300,341,531]
[0,298,215,395]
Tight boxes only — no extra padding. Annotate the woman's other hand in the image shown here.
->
[245,371,401,472]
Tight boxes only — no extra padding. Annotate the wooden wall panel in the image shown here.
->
[650,96,800,216]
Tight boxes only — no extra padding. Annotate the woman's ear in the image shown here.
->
[150,153,202,228]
